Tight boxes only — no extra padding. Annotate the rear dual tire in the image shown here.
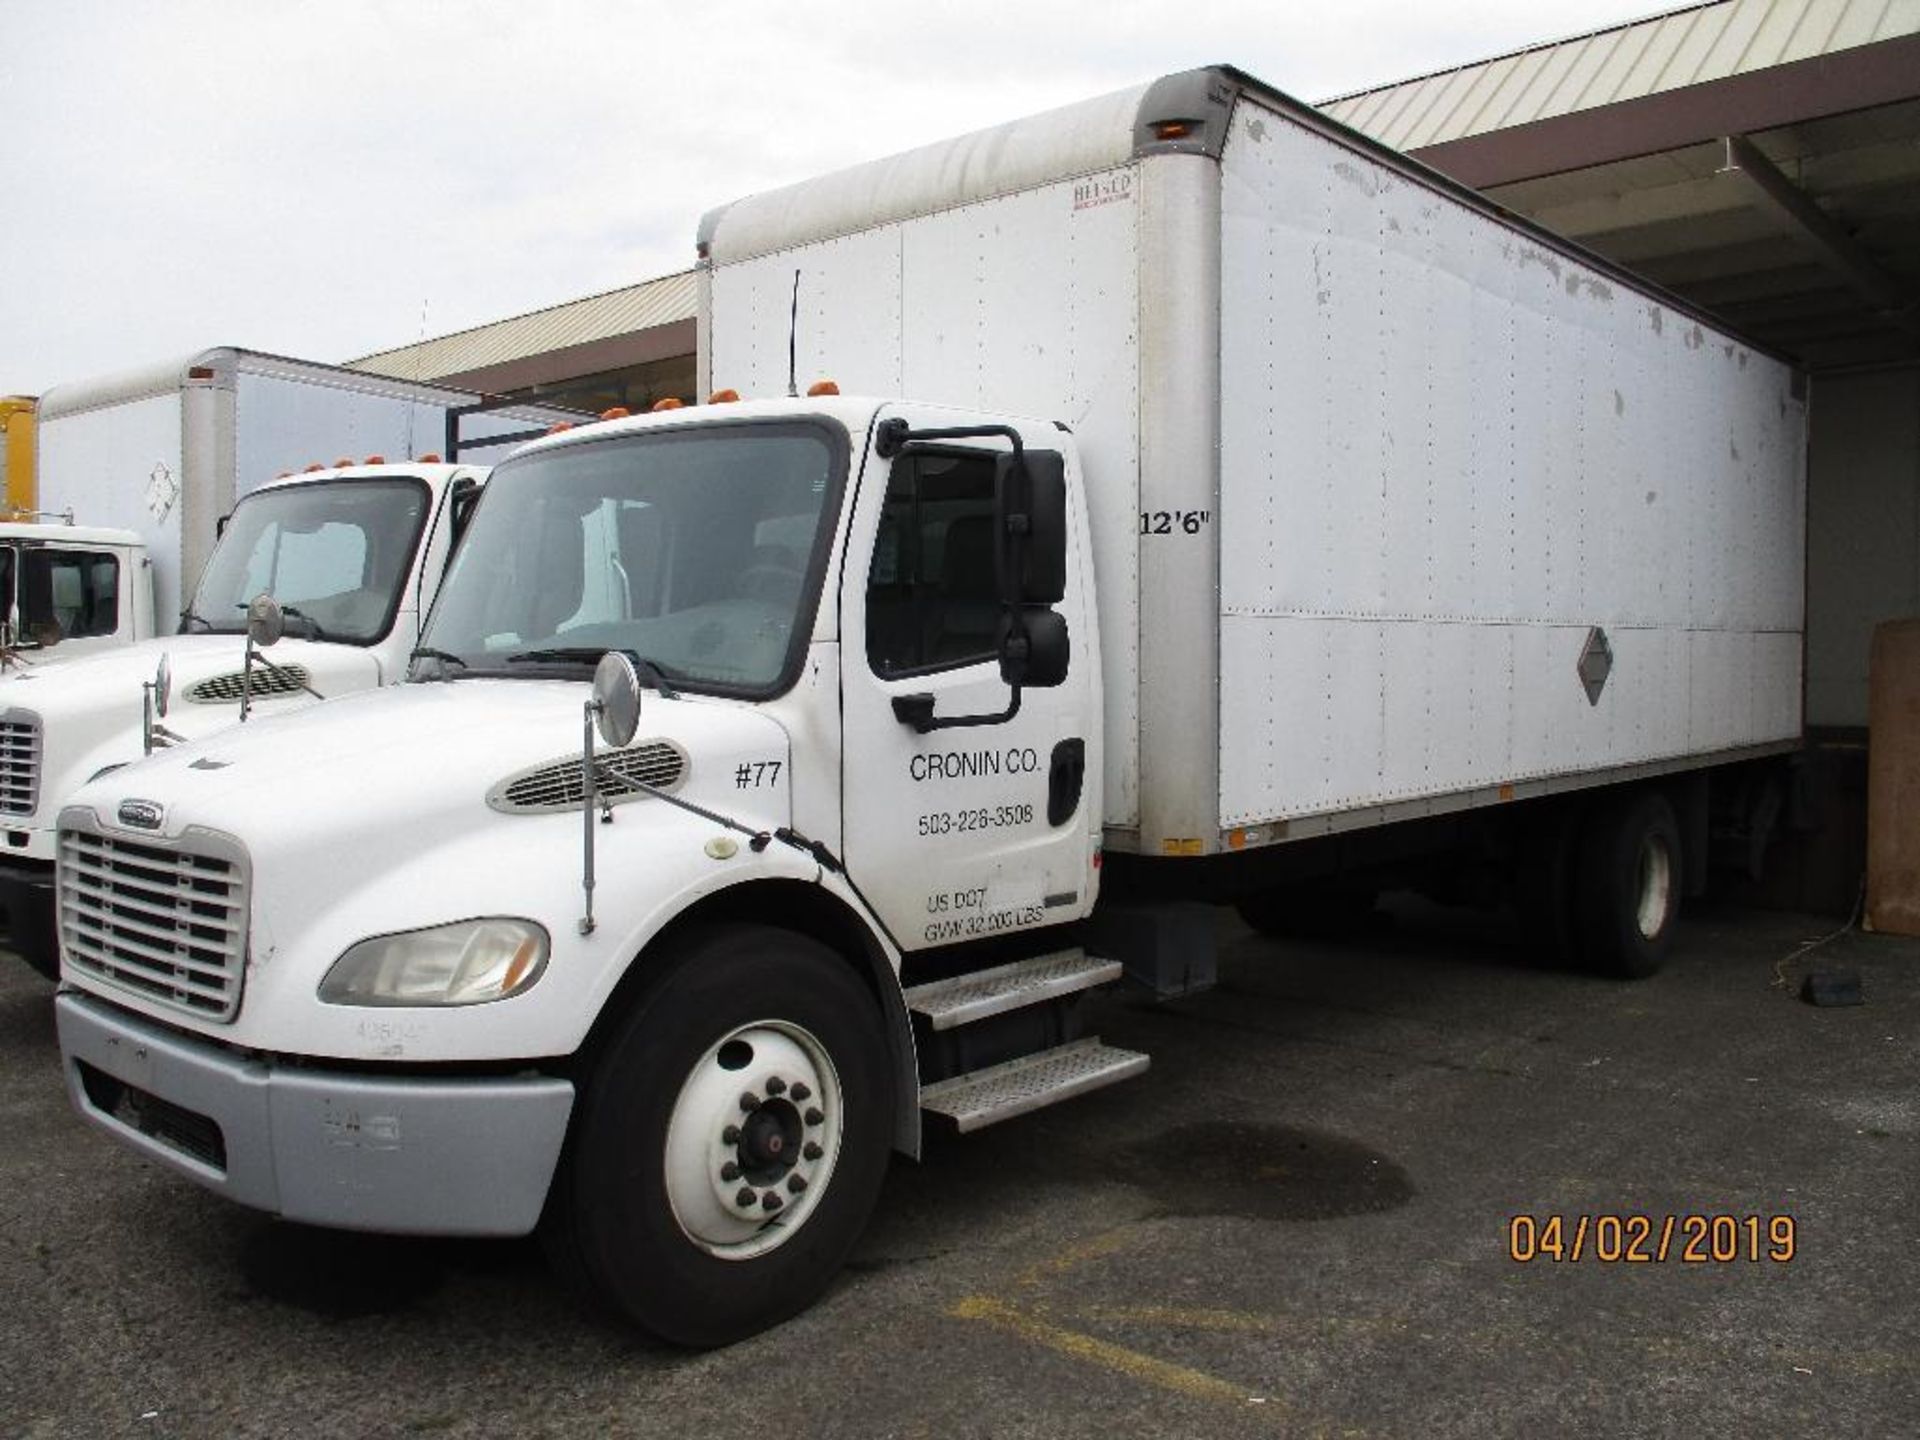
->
[1571,791,1682,979]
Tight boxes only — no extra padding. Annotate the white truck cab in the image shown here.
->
[0,520,155,661]
[2,460,487,975]
[55,396,1110,1346]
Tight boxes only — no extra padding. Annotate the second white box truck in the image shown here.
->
[53,68,1804,1345]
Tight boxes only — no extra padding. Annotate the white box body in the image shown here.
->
[703,67,1807,857]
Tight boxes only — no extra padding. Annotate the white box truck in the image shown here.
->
[52,68,1804,1346]
[3,398,158,661]
[0,352,579,975]
[34,346,563,628]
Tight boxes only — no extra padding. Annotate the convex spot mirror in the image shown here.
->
[995,449,1067,606]
[593,651,642,748]
[246,593,284,647]
[154,653,172,718]
[999,609,1070,689]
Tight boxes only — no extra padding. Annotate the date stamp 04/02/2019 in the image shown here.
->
[1508,1214,1797,1264]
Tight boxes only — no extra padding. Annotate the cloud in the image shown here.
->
[0,0,1666,394]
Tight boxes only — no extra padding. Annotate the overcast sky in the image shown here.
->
[0,0,1673,396]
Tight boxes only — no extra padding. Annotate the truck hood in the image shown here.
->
[0,635,388,839]
[0,634,385,732]
[63,678,793,865]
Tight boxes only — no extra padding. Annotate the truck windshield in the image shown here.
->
[419,420,842,696]
[186,478,430,643]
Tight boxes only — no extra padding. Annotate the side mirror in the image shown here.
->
[154,653,172,718]
[593,651,642,747]
[999,608,1070,689]
[246,593,285,647]
[995,449,1067,605]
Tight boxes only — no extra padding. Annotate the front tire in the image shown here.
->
[551,925,894,1347]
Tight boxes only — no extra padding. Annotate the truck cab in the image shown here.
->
[54,397,1131,1345]
[1,460,486,976]
[0,521,155,661]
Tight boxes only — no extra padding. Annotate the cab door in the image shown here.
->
[838,406,1099,951]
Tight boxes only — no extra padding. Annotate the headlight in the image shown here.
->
[319,918,549,1007]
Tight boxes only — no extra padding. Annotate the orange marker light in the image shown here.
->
[1153,120,1194,141]
[419,452,442,462]
[545,422,574,435]
[304,463,325,473]
[707,388,741,404]
[364,454,385,465]
[806,379,840,397]
[334,457,354,468]
[651,397,685,412]
[599,406,631,421]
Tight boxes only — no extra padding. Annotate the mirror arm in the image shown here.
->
[891,683,1024,734]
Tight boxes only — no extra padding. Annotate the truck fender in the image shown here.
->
[596,874,922,1160]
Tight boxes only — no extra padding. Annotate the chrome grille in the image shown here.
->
[186,665,311,704]
[487,742,687,815]
[0,712,40,816]
[59,826,248,1021]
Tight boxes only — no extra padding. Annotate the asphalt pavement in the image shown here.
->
[2,901,1914,1439]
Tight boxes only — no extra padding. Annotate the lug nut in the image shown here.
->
[790,1082,811,1102]
[735,1186,756,1208]
[762,1191,784,1213]
[803,1142,823,1161]
[722,1125,741,1145]
[764,1076,786,1096]
[739,1092,759,1113]
[804,1107,824,1127]
[720,1161,741,1182]
[787,1174,808,1194]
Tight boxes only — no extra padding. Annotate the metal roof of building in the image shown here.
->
[1323,0,1920,153]
[348,269,697,382]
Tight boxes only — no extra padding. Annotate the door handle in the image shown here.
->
[1048,738,1085,826]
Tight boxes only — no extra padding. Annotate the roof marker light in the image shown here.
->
[546,422,574,434]
[600,406,631,421]
[651,398,685,411]
[806,380,840,397]
[419,452,442,462]
[364,454,385,465]
[708,388,740,404]
[1152,119,1195,141]
[334,457,354,468]
[304,463,326,473]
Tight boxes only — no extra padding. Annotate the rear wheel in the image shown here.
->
[1574,791,1682,978]
[549,926,894,1347]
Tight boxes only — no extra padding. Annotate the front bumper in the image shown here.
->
[56,992,575,1236]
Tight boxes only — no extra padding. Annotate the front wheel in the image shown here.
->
[550,925,895,1347]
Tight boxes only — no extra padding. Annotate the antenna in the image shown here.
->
[787,270,801,398]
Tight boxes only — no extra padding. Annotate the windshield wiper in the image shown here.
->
[408,646,469,680]
[506,647,680,698]
[279,605,330,642]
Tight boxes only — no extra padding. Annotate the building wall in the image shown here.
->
[1807,365,1920,729]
